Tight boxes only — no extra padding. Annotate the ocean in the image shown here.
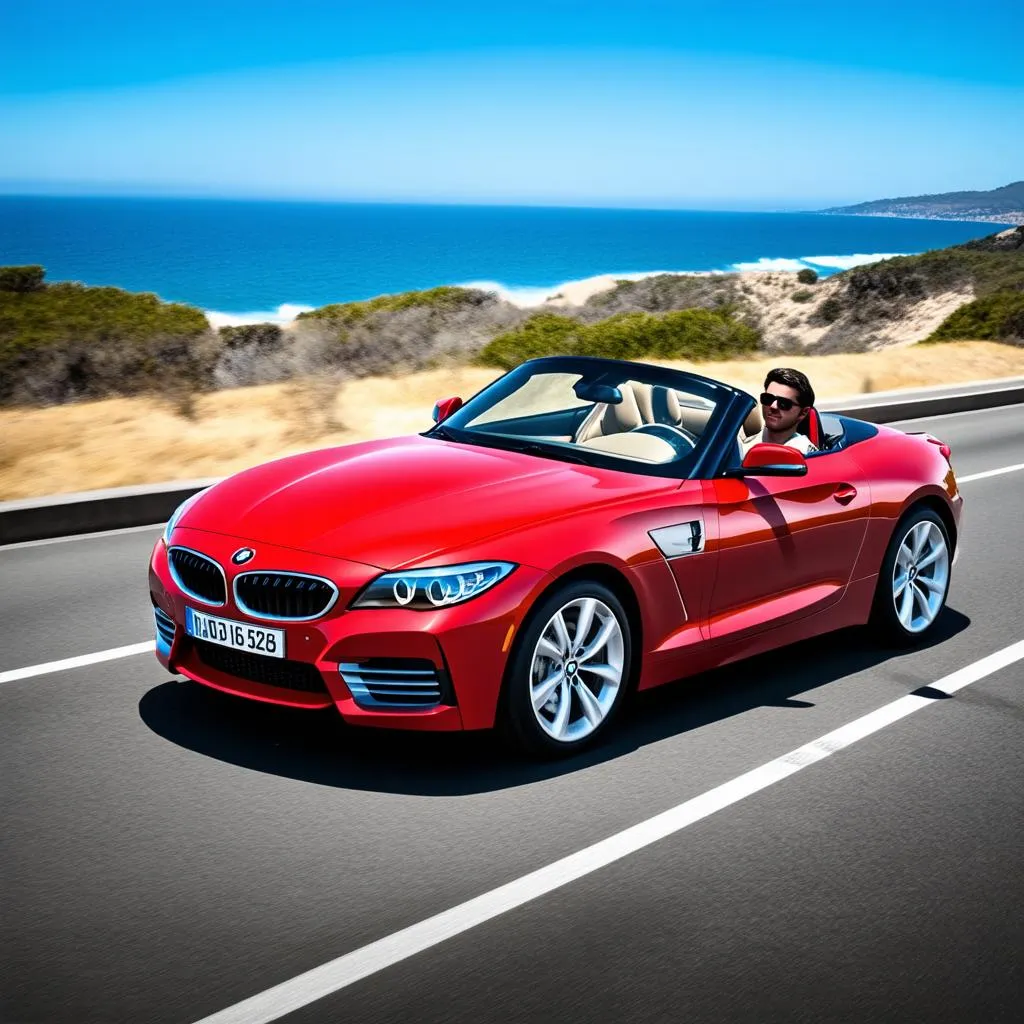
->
[0,195,997,324]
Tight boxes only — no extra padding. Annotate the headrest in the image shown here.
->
[655,386,682,423]
[574,382,644,443]
[631,382,655,423]
[602,383,643,433]
[742,402,762,438]
[633,384,682,425]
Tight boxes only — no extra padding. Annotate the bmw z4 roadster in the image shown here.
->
[149,356,963,756]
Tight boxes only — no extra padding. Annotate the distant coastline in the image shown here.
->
[820,180,1024,226]
[819,211,1022,225]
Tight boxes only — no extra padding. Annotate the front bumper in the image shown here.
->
[149,529,550,731]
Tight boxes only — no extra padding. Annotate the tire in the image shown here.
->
[501,579,633,758]
[871,506,952,646]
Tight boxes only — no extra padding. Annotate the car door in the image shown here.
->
[704,446,871,641]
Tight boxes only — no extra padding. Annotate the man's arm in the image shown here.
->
[785,433,817,454]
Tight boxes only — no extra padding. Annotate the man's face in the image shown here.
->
[761,381,806,434]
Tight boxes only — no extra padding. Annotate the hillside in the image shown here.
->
[807,226,1024,351]
[821,181,1024,224]
[1,227,1021,406]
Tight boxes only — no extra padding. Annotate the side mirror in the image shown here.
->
[432,396,464,423]
[725,443,808,478]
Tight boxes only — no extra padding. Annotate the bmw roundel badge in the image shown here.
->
[232,547,255,565]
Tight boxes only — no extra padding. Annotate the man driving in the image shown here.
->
[747,367,817,454]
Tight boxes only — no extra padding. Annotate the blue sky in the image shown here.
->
[1,0,1021,207]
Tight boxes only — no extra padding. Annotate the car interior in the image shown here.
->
[451,370,875,468]
[572,382,710,463]
[574,385,866,465]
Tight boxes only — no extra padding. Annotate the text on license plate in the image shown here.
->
[185,607,286,659]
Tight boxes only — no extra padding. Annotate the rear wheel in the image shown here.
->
[871,507,951,645]
[501,580,632,757]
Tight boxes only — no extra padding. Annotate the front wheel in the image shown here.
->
[871,507,951,645]
[501,580,633,758]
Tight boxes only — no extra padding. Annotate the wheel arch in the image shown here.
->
[547,563,644,681]
[898,492,958,555]
[497,561,645,714]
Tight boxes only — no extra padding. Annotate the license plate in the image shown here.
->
[185,607,286,659]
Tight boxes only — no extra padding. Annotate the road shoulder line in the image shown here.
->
[0,641,154,685]
[191,637,1024,1024]
[958,462,1024,483]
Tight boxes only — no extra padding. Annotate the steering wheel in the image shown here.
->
[634,423,698,456]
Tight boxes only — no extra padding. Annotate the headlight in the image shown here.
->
[351,561,516,610]
[162,488,210,546]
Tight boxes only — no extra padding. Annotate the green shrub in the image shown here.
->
[796,268,818,285]
[297,286,489,327]
[475,313,581,369]
[0,277,213,403]
[791,290,814,303]
[219,323,282,348]
[0,282,208,358]
[476,307,760,369]
[926,290,1024,342]
[843,245,1024,300]
[0,265,46,292]
[818,297,843,323]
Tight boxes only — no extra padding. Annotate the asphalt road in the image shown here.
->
[2,405,1022,1024]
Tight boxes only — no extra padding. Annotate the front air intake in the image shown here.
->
[154,607,176,648]
[339,659,446,708]
[168,547,226,605]
[234,572,338,620]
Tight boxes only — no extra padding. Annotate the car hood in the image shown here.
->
[183,435,673,569]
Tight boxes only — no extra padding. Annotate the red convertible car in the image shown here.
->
[149,356,962,755]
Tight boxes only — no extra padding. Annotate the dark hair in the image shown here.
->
[764,367,815,408]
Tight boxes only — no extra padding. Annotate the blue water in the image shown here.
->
[0,195,998,316]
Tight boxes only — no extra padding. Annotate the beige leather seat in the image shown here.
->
[574,383,643,443]
[634,383,713,436]
[738,401,763,453]
[633,383,674,425]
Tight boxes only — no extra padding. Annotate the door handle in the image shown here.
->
[833,484,857,504]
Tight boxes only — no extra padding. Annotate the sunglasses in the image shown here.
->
[760,392,802,412]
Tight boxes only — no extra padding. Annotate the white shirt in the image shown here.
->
[745,428,817,454]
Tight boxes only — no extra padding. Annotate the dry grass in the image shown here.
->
[2,342,1023,500]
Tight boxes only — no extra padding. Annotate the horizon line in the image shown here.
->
[0,186,853,215]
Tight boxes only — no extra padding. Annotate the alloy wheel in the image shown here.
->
[528,597,625,743]
[891,520,949,633]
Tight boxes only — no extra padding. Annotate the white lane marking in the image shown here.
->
[0,641,154,684]
[0,522,163,552]
[958,462,1024,483]
[192,638,1024,1024]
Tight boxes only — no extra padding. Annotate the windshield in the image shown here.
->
[427,356,742,478]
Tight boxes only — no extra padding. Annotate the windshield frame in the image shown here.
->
[422,355,754,480]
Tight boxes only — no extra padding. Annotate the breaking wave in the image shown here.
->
[204,303,314,328]
[202,252,912,323]
[458,269,721,308]
[729,252,907,274]
[800,252,906,270]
